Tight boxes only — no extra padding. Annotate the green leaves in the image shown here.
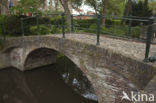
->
[13,0,45,14]
[84,0,125,15]
[131,1,153,17]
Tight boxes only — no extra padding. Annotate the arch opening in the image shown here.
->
[24,47,99,103]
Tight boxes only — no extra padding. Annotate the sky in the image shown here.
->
[72,4,95,15]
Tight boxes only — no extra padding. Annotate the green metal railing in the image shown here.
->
[62,13,65,38]
[0,13,155,62]
[96,15,101,45]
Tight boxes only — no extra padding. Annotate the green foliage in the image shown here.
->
[111,20,121,25]
[71,0,83,8]
[88,23,141,38]
[100,25,127,36]
[5,16,21,36]
[0,15,54,36]
[131,1,153,17]
[10,0,44,15]
[84,0,101,14]
[107,0,125,16]
[74,18,121,29]
[88,23,126,36]
[149,1,156,14]
[131,26,141,38]
[84,0,125,15]
[74,19,96,28]
[130,1,153,26]
[57,53,65,59]
[50,15,62,24]
[105,19,121,27]
[0,15,7,24]
[0,15,6,35]
[30,25,51,35]
[51,25,62,34]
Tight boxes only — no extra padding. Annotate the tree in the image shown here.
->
[130,1,153,26]
[107,0,125,16]
[49,0,60,11]
[149,0,156,14]
[85,0,125,25]
[17,0,45,14]
[102,0,108,25]
[84,0,108,25]
[0,0,9,15]
[121,0,132,24]
[70,0,83,13]
[84,0,101,14]
[131,1,153,17]
[144,0,149,5]
[59,0,71,26]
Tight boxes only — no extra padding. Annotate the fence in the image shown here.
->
[0,13,155,61]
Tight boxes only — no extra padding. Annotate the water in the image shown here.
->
[0,56,98,103]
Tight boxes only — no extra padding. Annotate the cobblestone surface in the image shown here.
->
[51,33,156,61]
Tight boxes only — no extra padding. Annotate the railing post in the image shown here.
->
[144,24,153,61]
[36,15,40,36]
[96,14,101,45]
[128,16,132,37]
[62,13,65,38]
[71,14,74,32]
[20,18,24,37]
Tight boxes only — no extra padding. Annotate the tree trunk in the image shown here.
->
[49,0,53,10]
[55,0,59,11]
[121,0,132,25]
[59,0,71,26]
[144,0,148,6]
[102,0,108,25]
[43,0,47,10]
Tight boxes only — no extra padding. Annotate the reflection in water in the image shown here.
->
[0,56,98,103]
[56,56,98,101]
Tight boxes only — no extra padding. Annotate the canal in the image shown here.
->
[0,55,98,103]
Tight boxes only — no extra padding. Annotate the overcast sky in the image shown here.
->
[72,4,95,15]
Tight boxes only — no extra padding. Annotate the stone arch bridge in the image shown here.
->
[0,34,156,103]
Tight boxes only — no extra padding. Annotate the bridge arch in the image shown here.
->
[23,46,139,103]
[23,47,100,102]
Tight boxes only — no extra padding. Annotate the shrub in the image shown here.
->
[40,17,51,24]
[0,15,7,24]
[130,1,153,26]
[111,20,121,25]
[51,25,62,34]
[74,19,96,28]
[50,15,62,25]
[0,15,52,36]
[30,25,51,35]
[87,24,97,33]
[131,26,141,38]
[88,23,130,36]
[0,15,6,36]
[5,16,21,36]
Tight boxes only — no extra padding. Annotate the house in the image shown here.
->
[74,11,96,20]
